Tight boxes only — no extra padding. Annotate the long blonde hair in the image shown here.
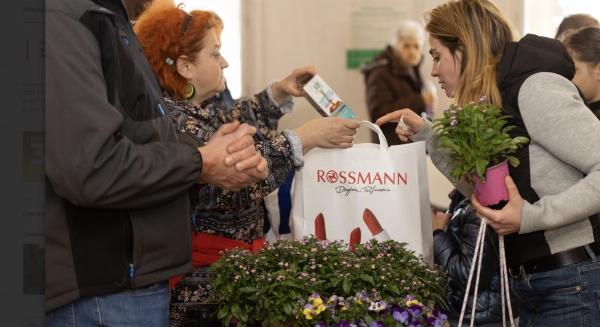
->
[426,0,515,107]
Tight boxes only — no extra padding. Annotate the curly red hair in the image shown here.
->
[134,0,223,99]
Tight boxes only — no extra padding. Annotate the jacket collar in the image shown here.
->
[497,34,574,93]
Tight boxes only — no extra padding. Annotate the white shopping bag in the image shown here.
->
[291,121,433,260]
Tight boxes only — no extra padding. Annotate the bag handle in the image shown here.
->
[358,120,388,150]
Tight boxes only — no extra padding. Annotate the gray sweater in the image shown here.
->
[414,72,600,254]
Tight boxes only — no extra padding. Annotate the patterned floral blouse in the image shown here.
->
[164,88,301,243]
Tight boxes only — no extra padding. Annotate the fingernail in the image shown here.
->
[225,157,233,165]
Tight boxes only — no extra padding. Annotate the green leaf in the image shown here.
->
[284,303,293,315]
[231,303,241,318]
[513,136,529,145]
[508,156,520,167]
[360,274,375,286]
[238,286,258,293]
[217,307,230,320]
[239,311,248,323]
[474,159,488,180]
[343,279,351,294]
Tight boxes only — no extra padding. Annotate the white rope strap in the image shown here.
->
[457,217,487,326]
[457,217,515,327]
[469,218,487,327]
[500,235,506,327]
[499,235,515,326]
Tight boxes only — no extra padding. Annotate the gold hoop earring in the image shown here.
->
[184,83,196,100]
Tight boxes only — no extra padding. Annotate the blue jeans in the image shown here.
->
[45,282,169,327]
[511,257,600,327]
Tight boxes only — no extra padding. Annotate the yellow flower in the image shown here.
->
[315,304,326,314]
[312,298,323,307]
[406,299,420,306]
[303,308,314,320]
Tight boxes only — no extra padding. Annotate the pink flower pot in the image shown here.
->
[472,160,509,207]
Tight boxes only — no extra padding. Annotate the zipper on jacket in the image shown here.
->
[157,103,166,116]
[128,263,136,288]
[192,212,198,232]
[127,213,136,289]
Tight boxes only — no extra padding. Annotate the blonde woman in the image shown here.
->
[377,0,600,325]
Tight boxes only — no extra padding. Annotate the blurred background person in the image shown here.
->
[563,26,600,118]
[555,13,599,41]
[362,19,436,145]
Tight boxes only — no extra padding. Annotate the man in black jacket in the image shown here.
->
[45,0,268,325]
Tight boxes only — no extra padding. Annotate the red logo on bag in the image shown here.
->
[326,170,338,183]
[316,170,407,186]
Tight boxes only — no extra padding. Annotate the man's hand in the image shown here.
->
[197,121,268,191]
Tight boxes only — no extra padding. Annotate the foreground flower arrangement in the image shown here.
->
[211,237,447,327]
[297,293,447,327]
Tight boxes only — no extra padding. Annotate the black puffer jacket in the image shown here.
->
[434,190,514,324]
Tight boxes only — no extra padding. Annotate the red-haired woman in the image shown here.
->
[134,1,359,324]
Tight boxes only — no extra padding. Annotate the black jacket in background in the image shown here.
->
[362,46,425,145]
[434,191,512,324]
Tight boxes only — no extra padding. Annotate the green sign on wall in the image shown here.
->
[346,49,380,70]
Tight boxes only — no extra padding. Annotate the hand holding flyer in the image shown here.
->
[302,75,356,119]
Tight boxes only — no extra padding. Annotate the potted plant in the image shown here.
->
[432,102,528,206]
[210,237,447,327]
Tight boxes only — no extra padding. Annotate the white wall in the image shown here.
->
[524,0,600,37]
[241,0,523,208]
